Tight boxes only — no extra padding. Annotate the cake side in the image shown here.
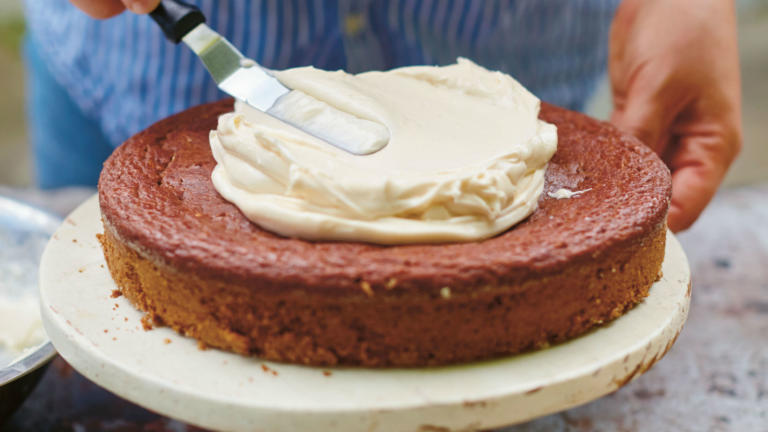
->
[99,217,666,367]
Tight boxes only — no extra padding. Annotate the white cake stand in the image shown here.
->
[40,196,690,432]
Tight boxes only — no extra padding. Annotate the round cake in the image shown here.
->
[98,99,671,367]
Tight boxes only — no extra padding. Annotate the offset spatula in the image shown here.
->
[149,0,386,155]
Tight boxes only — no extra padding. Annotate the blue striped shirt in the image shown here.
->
[24,0,620,148]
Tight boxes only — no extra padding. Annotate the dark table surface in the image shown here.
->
[1,185,766,432]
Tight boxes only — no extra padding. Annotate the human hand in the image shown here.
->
[69,0,160,18]
[609,0,742,232]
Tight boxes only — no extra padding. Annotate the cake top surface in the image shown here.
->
[99,100,670,295]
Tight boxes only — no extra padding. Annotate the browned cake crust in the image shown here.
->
[98,100,671,367]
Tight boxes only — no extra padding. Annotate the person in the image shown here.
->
[23,0,741,232]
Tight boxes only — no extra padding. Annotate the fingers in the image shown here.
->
[610,78,667,154]
[68,0,160,17]
[122,0,161,14]
[666,160,721,232]
[665,128,739,232]
[69,0,125,18]
[610,60,694,155]
[609,69,664,152]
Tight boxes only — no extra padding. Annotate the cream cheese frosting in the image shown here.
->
[0,296,45,362]
[209,58,557,244]
[547,188,593,200]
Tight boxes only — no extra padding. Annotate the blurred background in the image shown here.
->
[0,0,26,186]
[1,0,766,188]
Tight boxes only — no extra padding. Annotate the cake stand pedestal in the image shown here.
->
[40,196,691,432]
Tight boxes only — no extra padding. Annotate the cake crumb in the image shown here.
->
[322,370,332,377]
[164,338,172,344]
[440,287,452,299]
[103,329,108,333]
[385,278,398,289]
[110,290,122,298]
[72,238,78,243]
[360,281,374,297]
[261,364,278,376]
[140,315,154,330]
[112,337,117,341]
[77,267,86,273]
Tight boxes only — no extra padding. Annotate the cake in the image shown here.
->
[97,95,670,367]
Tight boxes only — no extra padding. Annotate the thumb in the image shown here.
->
[610,68,681,154]
[69,0,125,18]
[122,0,161,14]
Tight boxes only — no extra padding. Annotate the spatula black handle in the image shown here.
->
[149,0,206,43]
